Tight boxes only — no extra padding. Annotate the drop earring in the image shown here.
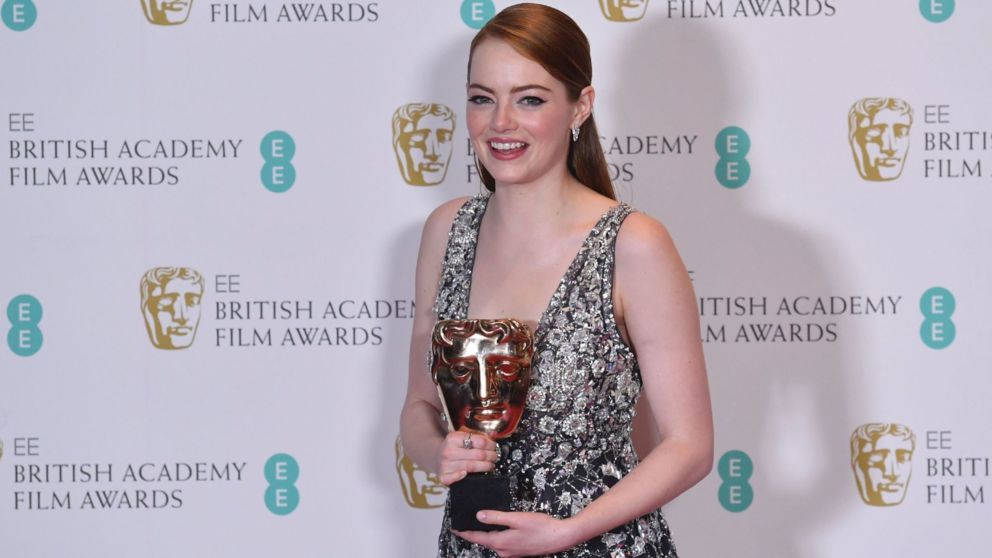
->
[571,127,580,142]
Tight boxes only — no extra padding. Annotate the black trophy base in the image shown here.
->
[449,473,512,532]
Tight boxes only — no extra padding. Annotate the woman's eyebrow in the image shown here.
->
[468,83,553,94]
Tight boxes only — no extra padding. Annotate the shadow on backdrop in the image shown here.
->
[371,30,484,554]
[613,15,856,558]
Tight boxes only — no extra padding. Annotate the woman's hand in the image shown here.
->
[453,511,582,558]
[438,429,500,486]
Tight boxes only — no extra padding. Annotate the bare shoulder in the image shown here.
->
[614,211,680,268]
[613,210,698,352]
[421,196,472,247]
[415,196,474,296]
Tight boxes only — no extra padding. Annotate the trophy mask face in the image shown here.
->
[599,0,649,21]
[432,320,533,439]
[392,104,456,186]
[394,436,446,508]
[849,98,913,181]
[141,0,194,25]
[851,423,915,506]
[141,268,204,350]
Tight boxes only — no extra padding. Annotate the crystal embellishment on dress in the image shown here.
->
[434,194,678,557]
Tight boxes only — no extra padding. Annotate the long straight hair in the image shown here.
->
[468,3,616,200]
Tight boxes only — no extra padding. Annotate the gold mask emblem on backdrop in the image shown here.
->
[140,267,204,350]
[392,103,456,186]
[395,436,447,509]
[848,97,913,181]
[141,0,194,26]
[850,423,916,506]
[599,0,650,22]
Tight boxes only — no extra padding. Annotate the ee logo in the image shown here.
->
[920,0,954,23]
[260,131,296,193]
[7,294,43,357]
[460,0,495,29]
[920,287,955,349]
[2,0,37,31]
[265,453,300,515]
[718,450,753,512]
[715,126,751,189]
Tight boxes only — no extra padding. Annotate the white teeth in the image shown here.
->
[490,141,525,151]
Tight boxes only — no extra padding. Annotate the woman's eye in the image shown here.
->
[468,95,493,105]
[519,96,545,107]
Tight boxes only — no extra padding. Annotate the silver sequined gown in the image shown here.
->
[433,194,678,558]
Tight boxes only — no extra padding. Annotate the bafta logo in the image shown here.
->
[392,103,456,186]
[848,97,913,181]
[850,423,915,506]
[431,319,533,531]
[140,267,204,350]
[394,436,446,509]
[141,0,194,26]
[599,0,650,22]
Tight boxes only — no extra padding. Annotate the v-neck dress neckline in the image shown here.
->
[461,194,626,347]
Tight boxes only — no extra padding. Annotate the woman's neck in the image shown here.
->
[485,172,589,235]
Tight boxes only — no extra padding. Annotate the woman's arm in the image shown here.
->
[399,197,499,484]
[565,211,713,540]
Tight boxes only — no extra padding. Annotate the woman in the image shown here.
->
[400,4,713,557]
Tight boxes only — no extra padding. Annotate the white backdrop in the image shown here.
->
[2,1,990,556]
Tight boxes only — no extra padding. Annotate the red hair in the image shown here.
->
[468,3,616,200]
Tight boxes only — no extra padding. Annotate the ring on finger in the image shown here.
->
[462,432,474,450]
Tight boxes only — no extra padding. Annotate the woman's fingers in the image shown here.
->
[442,432,499,462]
[454,429,497,451]
[463,448,499,462]
[440,444,497,463]
[439,459,496,485]
[441,458,496,475]
[437,430,501,486]
[440,470,466,486]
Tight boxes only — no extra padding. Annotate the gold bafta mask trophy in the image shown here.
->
[431,319,534,531]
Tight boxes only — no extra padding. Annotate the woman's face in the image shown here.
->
[466,39,580,188]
